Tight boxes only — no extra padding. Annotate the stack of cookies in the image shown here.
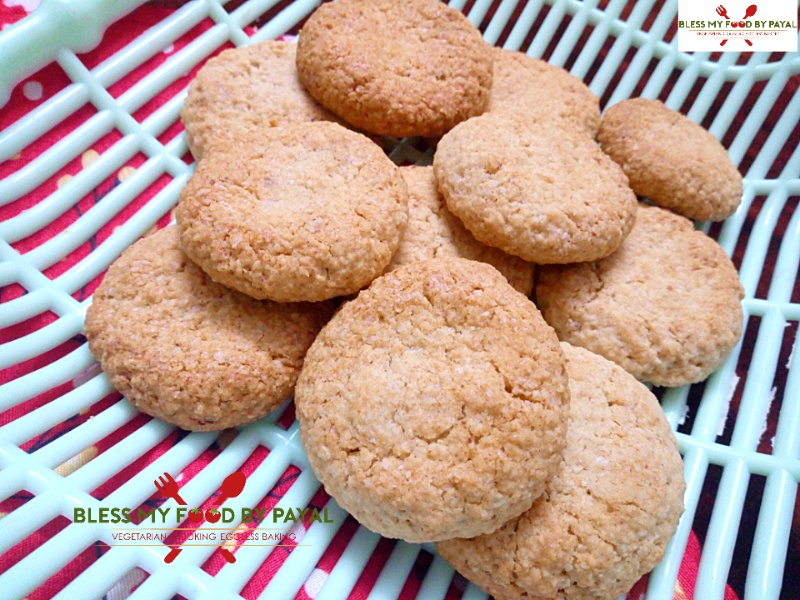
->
[84,0,748,598]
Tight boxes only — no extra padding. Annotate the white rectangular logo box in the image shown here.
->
[677,0,798,52]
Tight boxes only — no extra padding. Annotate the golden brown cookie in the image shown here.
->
[296,0,493,138]
[597,98,743,221]
[434,111,637,264]
[437,342,685,600]
[180,41,337,160]
[535,204,744,387]
[84,227,332,431]
[487,48,600,137]
[296,258,570,542]
[386,165,534,295]
[176,121,408,302]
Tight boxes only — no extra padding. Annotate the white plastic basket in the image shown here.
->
[0,1,798,599]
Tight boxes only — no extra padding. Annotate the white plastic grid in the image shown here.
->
[0,0,798,599]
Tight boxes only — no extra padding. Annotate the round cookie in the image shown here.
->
[176,121,408,303]
[296,0,493,138]
[597,98,743,221]
[437,342,685,600]
[386,165,534,296]
[487,48,600,137]
[84,227,332,431]
[535,203,744,387]
[296,258,570,542]
[181,40,337,160]
[434,111,637,264]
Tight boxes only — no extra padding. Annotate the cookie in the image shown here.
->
[296,0,493,138]
[487,48,600,137]
[434,111,637,264]
[181,41,337,160]
[597,98,743,221]
[176,121,408,303]
[386,165,534,295]
[295,258,570,542]
[84,227,332,431]
[535,204,744,387]
[437,342,685,600]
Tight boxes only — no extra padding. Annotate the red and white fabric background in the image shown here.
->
[1,0,785,598]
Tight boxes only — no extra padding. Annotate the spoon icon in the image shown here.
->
[214,471,247,505]
[213,471,246,563]
[739,5,757,47]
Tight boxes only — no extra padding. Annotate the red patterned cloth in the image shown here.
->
[0,2,746,599]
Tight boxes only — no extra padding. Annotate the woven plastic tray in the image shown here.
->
[0,1,798,599]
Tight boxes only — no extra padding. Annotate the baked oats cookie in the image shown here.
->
[296,258,570,542]
[434,111,637,264]
[181,41,336,160]
[296,0,493,138]
[176,121,408,302]
[84,227,332,431]
[487,48,600,137]
[598,98,743,221]
[437,343,685,600]
[535,204,744,387]
[386,165,534,295]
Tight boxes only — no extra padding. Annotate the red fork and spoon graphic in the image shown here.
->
[716,4,758,46]
[155,471,247,564]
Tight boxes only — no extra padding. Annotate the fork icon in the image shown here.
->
[154,472,187,505]
[715,4,731,19]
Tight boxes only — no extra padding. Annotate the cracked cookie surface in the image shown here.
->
[181,41,337,161]
[434,111,637,264]
[295,258,569,542]
[84,227,332,431]
[386,165,534,296]
[437,343,685,600]
[296,0,492,138]
[535,204,744,387]
[176,121,408,302]
[487,48,600,137]
[598,98,742,221]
